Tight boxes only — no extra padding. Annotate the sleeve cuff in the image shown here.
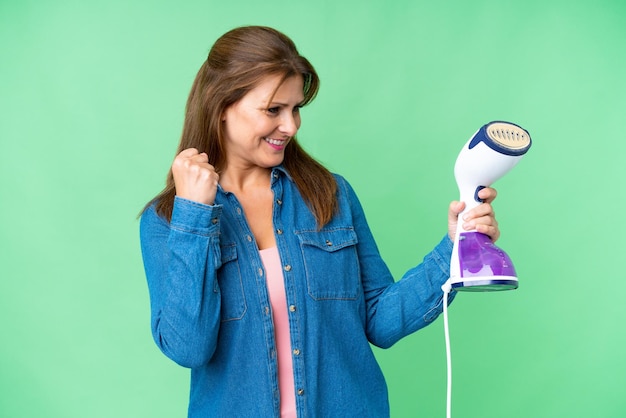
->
[170,196,223,236]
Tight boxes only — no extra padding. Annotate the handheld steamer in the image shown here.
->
[449,121,532,291]
[441,121,531,418]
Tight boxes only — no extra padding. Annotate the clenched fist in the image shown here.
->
[172,148,220,205]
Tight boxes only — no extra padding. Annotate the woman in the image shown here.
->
[139,25,499,417]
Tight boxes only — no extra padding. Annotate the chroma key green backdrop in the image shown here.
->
[1,0,625,417]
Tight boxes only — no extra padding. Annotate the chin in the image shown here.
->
[264,155,285,168]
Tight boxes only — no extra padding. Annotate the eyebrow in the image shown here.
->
[268,101,305,107]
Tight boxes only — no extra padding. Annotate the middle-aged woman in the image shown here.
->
[139,25,500,417]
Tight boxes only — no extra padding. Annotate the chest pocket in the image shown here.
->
[216,243,247,321]
[296,228,361,300]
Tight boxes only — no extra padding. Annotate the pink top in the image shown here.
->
[259,247,296,418]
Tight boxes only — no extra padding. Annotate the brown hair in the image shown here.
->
[143,26,337,227]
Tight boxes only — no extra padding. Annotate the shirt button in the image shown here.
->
[289,305,296,312]
[297,389,304,396]
[265,306,270,315]
[276,229,283,235]
[236,207,242,215]
[284,265,291,272]
[258,268,263,277]
[325,240,332,246]
[211,218,218,225]
[293,349,300,356]
[246,235,252,242]
[276,199,282,205]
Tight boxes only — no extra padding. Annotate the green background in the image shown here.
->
[1,0,625,416]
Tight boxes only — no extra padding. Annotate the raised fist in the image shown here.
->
[171,148,219,205]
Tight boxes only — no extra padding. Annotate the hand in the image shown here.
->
[447,187,500,242]
[171,148,219,205]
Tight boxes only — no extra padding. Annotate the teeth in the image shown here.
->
[264,137,286,146]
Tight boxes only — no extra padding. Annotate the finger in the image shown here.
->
[177,155,212,173]
[448,200,465,240]
[464,210,497,226]
[476,187,497,203]
[189,152,209,164]
[448,201,465,219]
[463,202,494,221]
[474,223,500,242]
[464,217,498,240]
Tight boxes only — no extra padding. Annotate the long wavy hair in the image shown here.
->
[143,26,337,227]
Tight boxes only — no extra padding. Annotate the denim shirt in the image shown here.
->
[139,166,455,418]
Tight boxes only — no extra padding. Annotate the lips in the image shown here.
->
[263,137,289,150]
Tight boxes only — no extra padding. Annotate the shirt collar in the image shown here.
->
[271,165,294,183]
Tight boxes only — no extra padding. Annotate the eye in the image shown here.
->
[293,105,302,114]
[266,106,280,115]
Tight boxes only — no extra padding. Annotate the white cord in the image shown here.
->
[441,280,453,418]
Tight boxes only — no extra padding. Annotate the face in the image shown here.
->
[222,74,304,171]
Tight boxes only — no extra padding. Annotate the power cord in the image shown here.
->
[441,279,453,418]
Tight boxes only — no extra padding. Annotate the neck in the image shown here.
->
[219,164,272,194]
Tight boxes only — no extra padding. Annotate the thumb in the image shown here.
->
[448,201,465,221]
[447,201,465,240]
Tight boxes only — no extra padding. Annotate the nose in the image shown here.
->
[279,112,299,137]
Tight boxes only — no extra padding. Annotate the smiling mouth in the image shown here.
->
[263,137,288,147]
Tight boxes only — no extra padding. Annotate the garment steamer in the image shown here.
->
[441,121,531,417]
[449,121,532,291]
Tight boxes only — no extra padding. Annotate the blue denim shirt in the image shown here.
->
[139,166,455,417]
